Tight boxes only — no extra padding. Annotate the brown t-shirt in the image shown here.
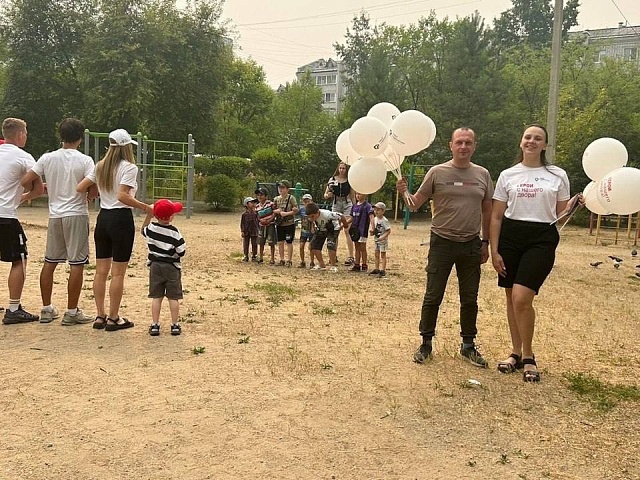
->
[273,194,298,227]
[416,160,493,242]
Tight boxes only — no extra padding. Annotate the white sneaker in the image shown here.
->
[311,265,326,271]
[40,306,60,323]
[328,266,338,273]
[61,309,94,325]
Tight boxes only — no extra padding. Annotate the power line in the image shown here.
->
[237,0,426,26]
[610,0,640,39]
[243,0,483,31]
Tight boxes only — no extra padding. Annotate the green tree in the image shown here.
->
[142,0,232,150]
[0,0,96,155]
[491,0,579,52]
[212,59,275,157]
[251,146,285,179]
[77,0,155,134]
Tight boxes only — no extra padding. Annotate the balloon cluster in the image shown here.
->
[335,102,436,204]
[581,138,640,216]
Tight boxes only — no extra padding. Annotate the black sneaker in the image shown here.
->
[378,270,386,278]
[413,343,432,364]
[368,269,380,275]
[170,323,182,336]
[460,344,488,368]
[242,256,249,262]
[149,323,160,336]
[3,305,39,324]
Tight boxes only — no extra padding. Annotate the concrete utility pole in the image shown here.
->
[546,0,564,160]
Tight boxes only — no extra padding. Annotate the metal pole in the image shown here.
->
[186,134,194,219]
[546,0,564,161]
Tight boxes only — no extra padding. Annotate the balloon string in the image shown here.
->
[382,151,414,206]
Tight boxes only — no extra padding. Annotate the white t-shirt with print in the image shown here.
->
[317,209,342,232]
[373,216,391,243]
[87,160,138,210]
[0,143,36,219]
[493,163,570,223]
[33,148,95,218]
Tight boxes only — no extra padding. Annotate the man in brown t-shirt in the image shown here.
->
[397,127,493,367]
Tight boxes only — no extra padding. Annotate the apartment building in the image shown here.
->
[296,58,347,115]
[570,23,640,65]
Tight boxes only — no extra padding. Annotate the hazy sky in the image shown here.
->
[221,0,639,87]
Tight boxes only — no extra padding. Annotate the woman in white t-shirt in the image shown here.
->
[77,129,153,331]
[489,124,578,383]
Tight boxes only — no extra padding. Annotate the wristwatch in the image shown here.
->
[481,239,490,245]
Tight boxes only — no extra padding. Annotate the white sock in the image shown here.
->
[43,304,53,311]
[67,308,78,315]
[9,300,20,312]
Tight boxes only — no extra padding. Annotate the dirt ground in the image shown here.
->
[0,205,638,480]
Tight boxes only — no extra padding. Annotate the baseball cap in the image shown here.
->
[254,187,268,196]
[277,180,291,188]
[243,196,257,207]
[109,128,138,146]
[374,202,387,210]
[153,199,183,220]
[302,193,312,200]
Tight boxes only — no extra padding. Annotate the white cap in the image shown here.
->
[302,193,313,200]
[374,202,386,210]
[109,129,138,146]
[243,196,257,207]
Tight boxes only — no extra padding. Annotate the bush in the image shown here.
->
[195,155,252,181]
[205,174,241,209]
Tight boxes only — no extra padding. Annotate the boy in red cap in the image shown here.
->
[141,199,186,336]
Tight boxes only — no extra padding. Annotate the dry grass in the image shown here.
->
[0,206,638,479]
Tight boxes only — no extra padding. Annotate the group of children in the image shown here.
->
[240,183,392,277]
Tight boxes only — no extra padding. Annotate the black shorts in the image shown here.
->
[0,218,28,262]
[310,230,339,251]
[276,223,295,243]
[94,208,135,262]
[497,217,560,294]
[148,262,183,300]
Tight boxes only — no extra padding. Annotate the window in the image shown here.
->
[624,47,637,61]
[315,75,337,86]
[595,50,607,63]
[323,93,336,103]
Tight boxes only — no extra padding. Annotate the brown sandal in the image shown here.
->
[92,315,107,330]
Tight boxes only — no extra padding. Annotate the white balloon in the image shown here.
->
[425,115,437,147]
[583,181,609,215]
[582,137,628,182]
[596,167,640,215]
[335,130,360,166]
[347,156,387,195]
[349,117,389,158]
[367,102,401,128]
[389,110,436,156]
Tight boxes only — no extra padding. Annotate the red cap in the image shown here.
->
[153,199,183,220]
